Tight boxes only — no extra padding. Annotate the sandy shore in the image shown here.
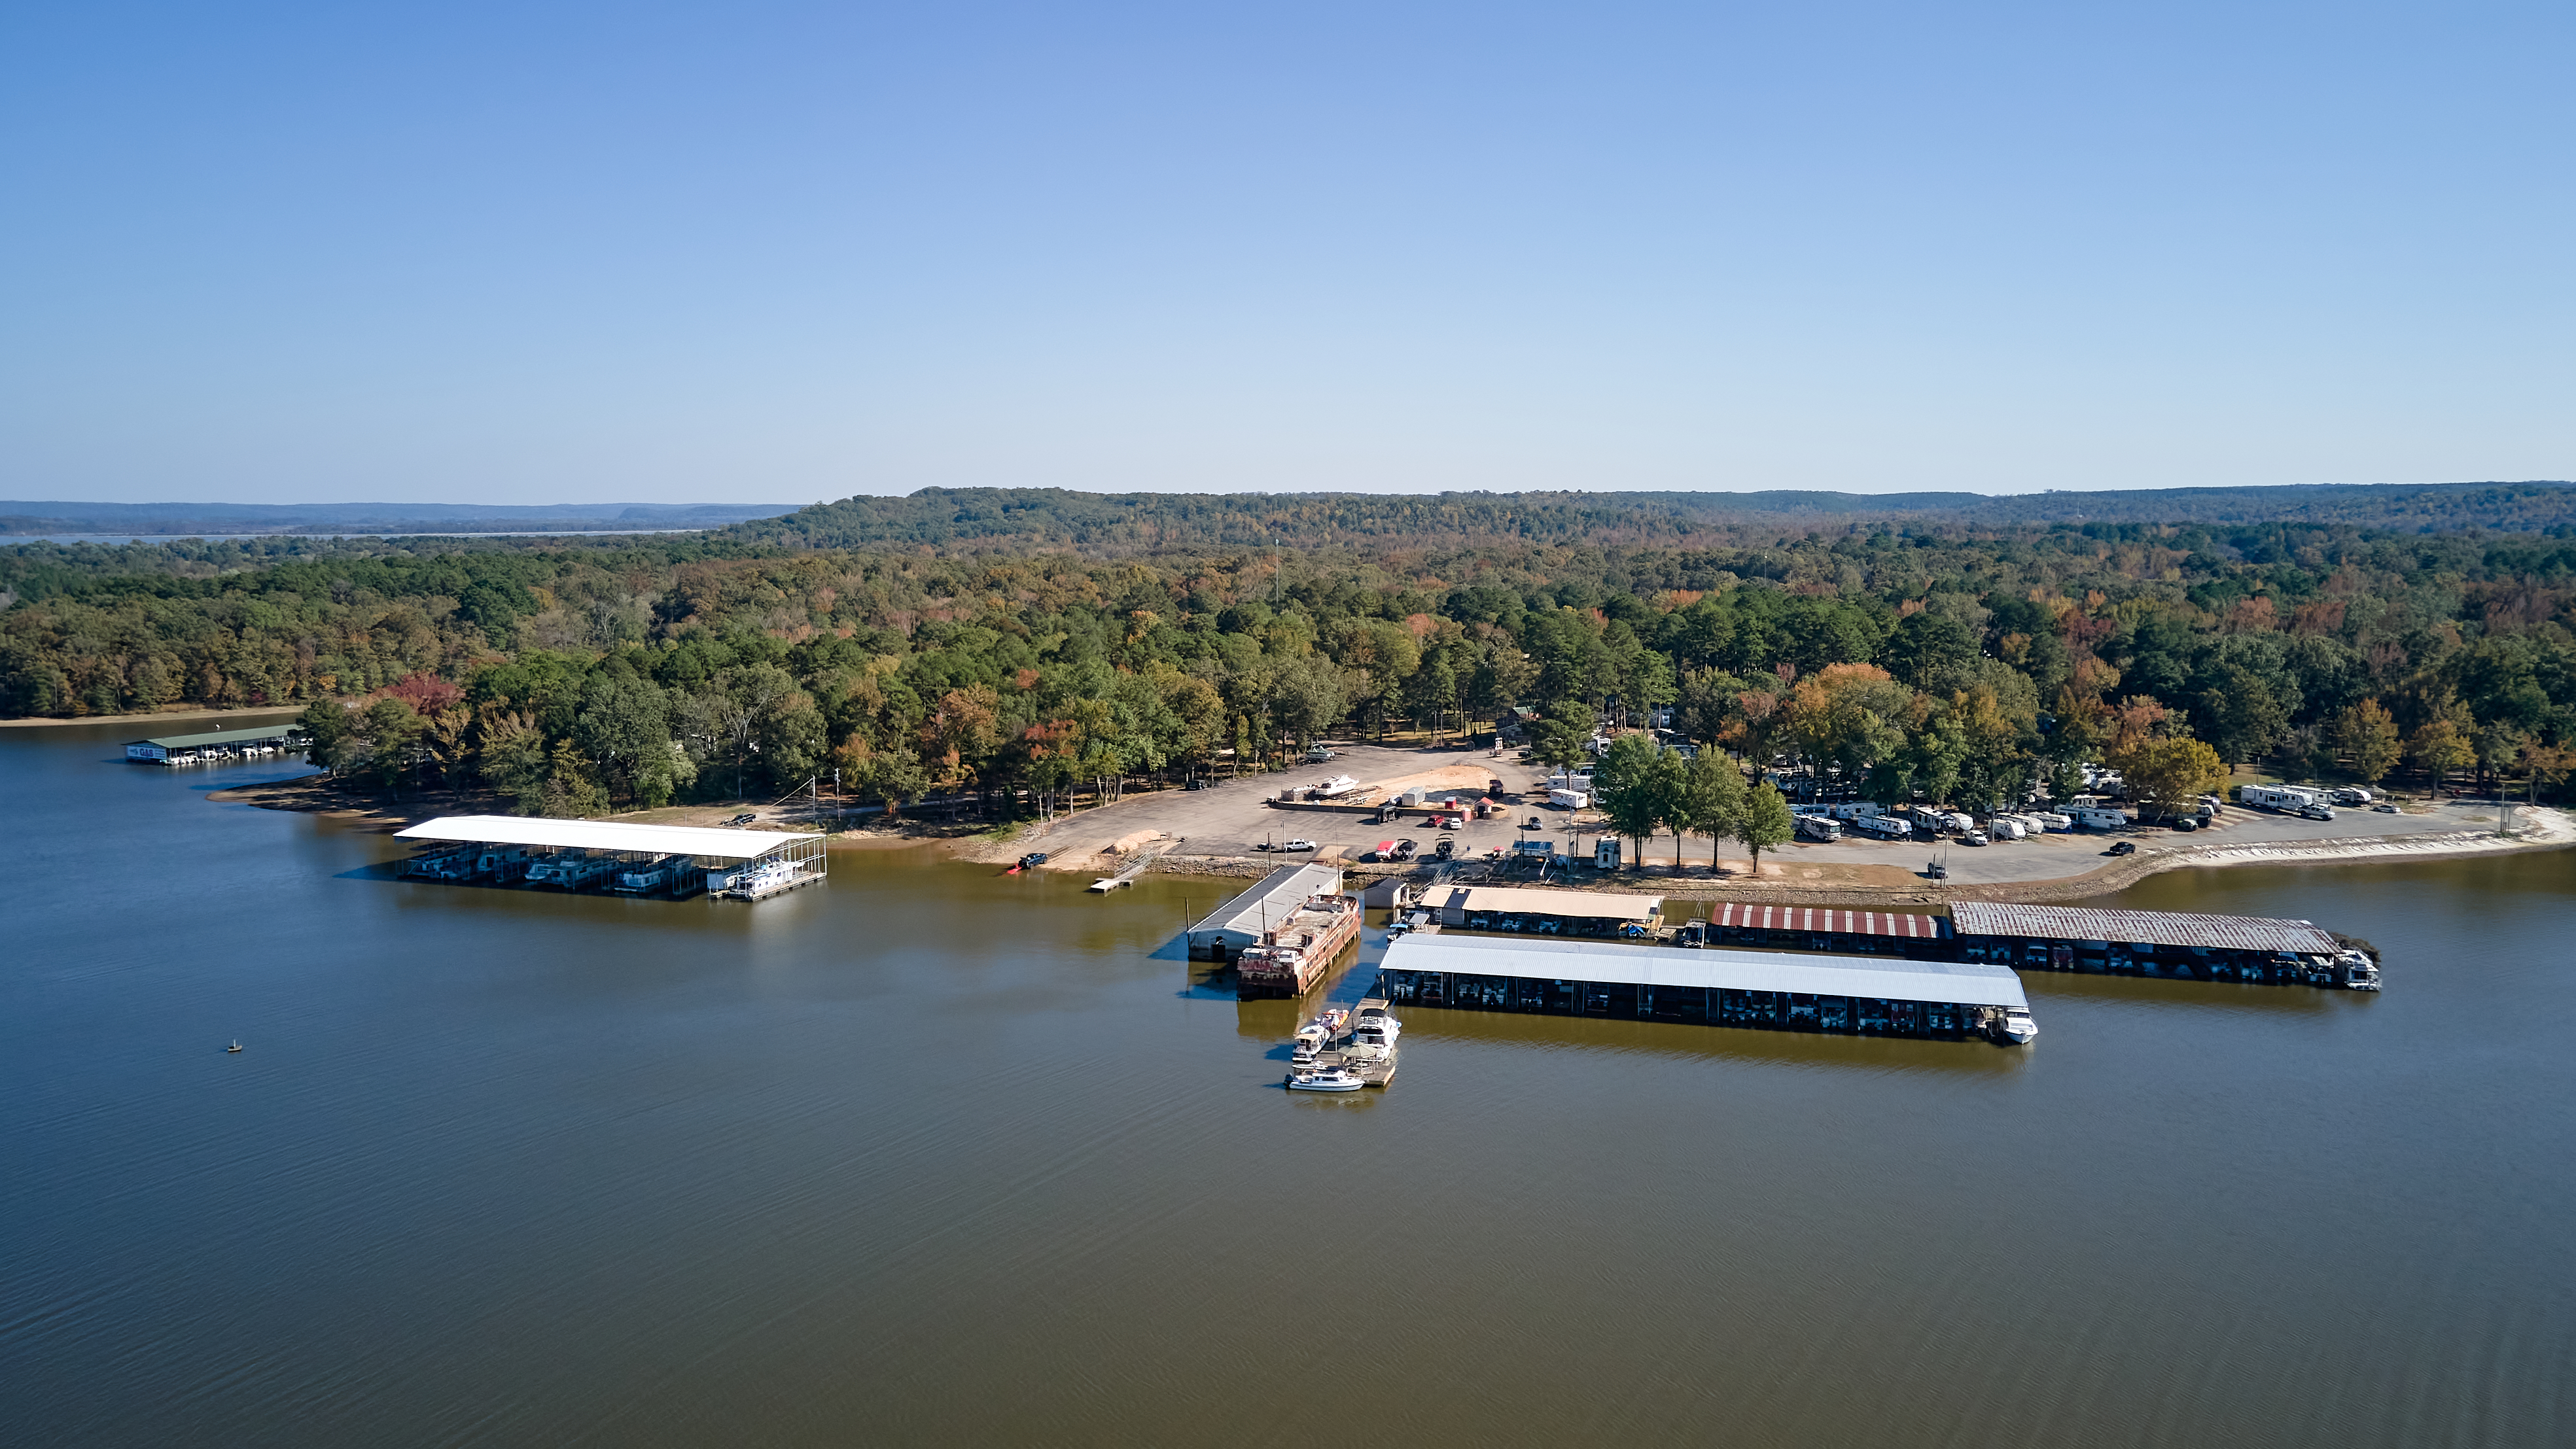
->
[3,705,306,730]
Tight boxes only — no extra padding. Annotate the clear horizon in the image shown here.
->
[4,2,2568,505]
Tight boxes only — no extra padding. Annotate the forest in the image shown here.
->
[10,492,2576,820]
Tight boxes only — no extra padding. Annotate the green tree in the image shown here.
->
[1733,781,1794,871]
[476,708,550,812]
[2117,735,2227,820]
[299,696,353,773]
[1680,748,1746,871]
[1594,735,1678,868]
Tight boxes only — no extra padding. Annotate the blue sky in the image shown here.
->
[2,1,2567,504]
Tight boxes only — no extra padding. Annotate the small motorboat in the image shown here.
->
[1286,1068,1364,1092]
[1994,1007,2038,1045]
[226,1041,243,1053]
[2335,949,2383,992]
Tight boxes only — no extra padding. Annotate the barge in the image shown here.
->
[1233,890,1364,998]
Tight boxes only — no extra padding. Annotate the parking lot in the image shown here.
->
[969,741,2536,889]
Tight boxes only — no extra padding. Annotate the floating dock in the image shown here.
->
[392,816,826,904]
[1289,996,1401,1087]
[1947,903,2374,987]
[1373,934,2031,1043]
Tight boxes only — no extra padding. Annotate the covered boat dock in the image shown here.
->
[1681,903,1949,958]
[1373,934,2027,1041]
[1428,885,1665,937]
[393,815,826,901]
[125,724,308,765]
[1948,902,2344,985]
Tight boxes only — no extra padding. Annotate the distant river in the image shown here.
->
[4,720,2571,1446]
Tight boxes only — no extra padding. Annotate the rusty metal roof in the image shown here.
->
[1948,902,2336,954]
[1703,903,1946,939]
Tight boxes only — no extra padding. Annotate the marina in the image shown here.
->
[392,816,826,903]
[1229,884,1364,998]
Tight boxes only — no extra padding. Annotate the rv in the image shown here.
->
[2071,806,2130,829]
[1986,817,2026,841]
[1852,814,1912,840]
[1547,788,1591,810]
[2331,786,2374,805]
[2241,784,2324,813]
[1826,801,1884,822]
[2029,811,2073,832]
[1795,815,1843,842]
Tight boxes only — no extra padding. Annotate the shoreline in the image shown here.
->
[3,705,306,730]
[198,771,2576,905]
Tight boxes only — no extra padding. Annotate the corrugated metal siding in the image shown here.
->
[1949,902,2335,954]
[1703,903,1945,939]
[1379,935,2027,1008]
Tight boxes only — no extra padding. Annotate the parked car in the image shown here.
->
[2107,840,2138,856]
[1280,839,1318,852]
[2372,802,2399,813]
[1962,829,1990,847]
[726,812,758,826]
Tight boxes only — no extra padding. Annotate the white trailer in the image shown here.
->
[1826,801,1884,821]
[1852,814,1912,839]
[1548,788,1591,809]
[2072,806,2130,829]
[2242,784,2323,812]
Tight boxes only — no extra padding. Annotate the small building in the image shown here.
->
[1948,901,2340,985]
[1360,877,1413,910]
[124,724,307,765]
[1373,934,2026,1040]
[1427,885,1663,937]
[1684,903,1950,958]
[1188,863,1345,960]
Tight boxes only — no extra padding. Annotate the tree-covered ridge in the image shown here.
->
[723,482,2576,553]
[9,514,2576,816]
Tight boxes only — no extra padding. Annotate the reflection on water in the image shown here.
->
[5,718,2573,1448]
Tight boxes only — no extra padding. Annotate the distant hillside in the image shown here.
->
[720,481,2576,553]
[0,500,802,537]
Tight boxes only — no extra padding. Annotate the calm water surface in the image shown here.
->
[5,721,2571,1446]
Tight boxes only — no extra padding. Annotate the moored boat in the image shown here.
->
[1285,1067,1364,1092]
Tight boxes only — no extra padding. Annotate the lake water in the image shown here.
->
[5,720,2571,1446]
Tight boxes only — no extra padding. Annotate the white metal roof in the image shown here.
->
[1195,863,1343,936]
[1949,902,2336,954]
[395,814,820,860]
[1379,934,2028,1008]
[1440,886,1665,920]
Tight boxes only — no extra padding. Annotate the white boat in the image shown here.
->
[1286,1068,1364,1092]
[2336,949,2383,992]
[1292,1022,1330,1062]
[1350,1007,1402,1048]
[1996,1007,2039,1045]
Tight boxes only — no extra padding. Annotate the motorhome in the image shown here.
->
[2071,806,2130,829]
[1795,814,1843,843]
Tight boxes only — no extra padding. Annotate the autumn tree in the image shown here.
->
[2332,699,2402,784]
